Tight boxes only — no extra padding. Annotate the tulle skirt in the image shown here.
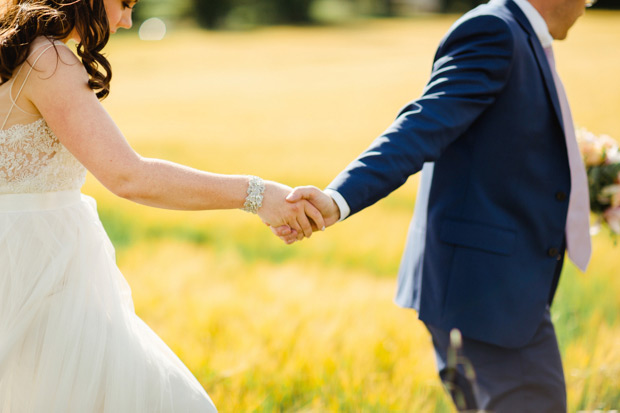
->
[0,191,217,412]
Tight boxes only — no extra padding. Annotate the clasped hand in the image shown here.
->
[257,183,340,244]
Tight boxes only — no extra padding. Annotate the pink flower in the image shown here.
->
[603,140,620,164]
[599,134,618,152]
[577,128,607,166]
[601,185,620,208]
[580,139,606,166]
[603,207,620,234]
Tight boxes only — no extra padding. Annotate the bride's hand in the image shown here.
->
[257,181,325,241]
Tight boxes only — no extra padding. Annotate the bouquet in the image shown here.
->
[577,128,620,236]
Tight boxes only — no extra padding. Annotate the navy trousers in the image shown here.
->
[425,259,567,412]
[426,309,566,412]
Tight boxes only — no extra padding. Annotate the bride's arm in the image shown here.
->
[24,44,322,237]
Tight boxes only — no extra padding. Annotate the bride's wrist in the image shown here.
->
[241,175,265,214]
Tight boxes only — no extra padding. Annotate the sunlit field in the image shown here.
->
[89,12,620,412]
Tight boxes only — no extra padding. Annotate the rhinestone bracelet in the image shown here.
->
[241,176,265,214]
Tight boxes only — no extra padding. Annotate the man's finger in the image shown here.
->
[303,201,326,231]
[296,212,314,239]
[286,186,318,203]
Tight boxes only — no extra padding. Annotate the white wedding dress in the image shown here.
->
[0,39,217,412]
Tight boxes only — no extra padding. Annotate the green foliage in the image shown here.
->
[587,162,620,213]
[183,0,417,29]
[594,0,620,9]
[133,0,192,23]
[439,0,485,13]
[191,0,233,28]
[189,0,315,29]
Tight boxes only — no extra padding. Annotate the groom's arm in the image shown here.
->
[275,12,516,241]
[328,12,515,216]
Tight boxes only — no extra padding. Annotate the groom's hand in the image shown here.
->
[272,186,340,244]
[258,181,326,241]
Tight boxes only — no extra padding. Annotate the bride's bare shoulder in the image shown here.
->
[27,37,86,83]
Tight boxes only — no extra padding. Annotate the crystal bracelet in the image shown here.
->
[241,176,265,214]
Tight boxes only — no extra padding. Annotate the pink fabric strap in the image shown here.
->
[544,46,591,272]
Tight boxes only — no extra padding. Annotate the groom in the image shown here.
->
[275,0,594,410]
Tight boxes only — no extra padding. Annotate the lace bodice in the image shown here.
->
[0,118,86,194]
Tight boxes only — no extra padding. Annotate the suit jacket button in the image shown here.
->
[556,191,567,201]
[547,247,559,257]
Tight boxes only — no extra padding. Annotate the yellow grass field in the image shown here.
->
[87,12,620,412]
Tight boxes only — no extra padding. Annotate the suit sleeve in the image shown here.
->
[327,14,516,216]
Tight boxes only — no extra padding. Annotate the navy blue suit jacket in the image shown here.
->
[327,0,571,348]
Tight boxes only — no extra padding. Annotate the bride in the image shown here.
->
[0,0,323,411]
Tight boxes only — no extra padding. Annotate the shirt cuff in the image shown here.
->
[324,188,350,222]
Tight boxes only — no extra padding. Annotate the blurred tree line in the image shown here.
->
[134,0,619,29]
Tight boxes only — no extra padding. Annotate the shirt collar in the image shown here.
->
[511,0,554,48]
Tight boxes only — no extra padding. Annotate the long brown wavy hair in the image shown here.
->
[0,0,112,99]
